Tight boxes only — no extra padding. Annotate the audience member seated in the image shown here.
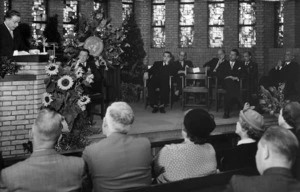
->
[216,49,243,119]
[204,49,227,77]
[154,109,217,183]
[0,109,87,192]
[242,51,258,106]
[172,51,194,98]
[278,102,300,180]
[82,102,152,192]
[224,126,300,192]
[220,103,265,171]
[145,51,176,113]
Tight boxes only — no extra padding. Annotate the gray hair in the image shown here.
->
[33,108,63,141]
[105,102,134,134]
[261,126,299,163]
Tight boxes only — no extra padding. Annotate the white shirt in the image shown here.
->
[4,22,13,38]
[230,61,235,69]
[237,138,256,146]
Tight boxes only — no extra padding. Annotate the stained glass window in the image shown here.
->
[239,0,256,48]
[152,0,166,48]
[32,0,47,40]
[179,0,195,47]
[63,1,78,40]
[4,0,11,14]
[275,2,284,48]
[122,0,134,21]
[208,0,225,48]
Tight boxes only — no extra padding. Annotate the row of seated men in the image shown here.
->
[1,101,300,192]
[145,49,299,118]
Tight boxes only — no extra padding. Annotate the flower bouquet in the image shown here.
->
[0,56,21,78]
[42,62,95,151]
[259,83,287,115]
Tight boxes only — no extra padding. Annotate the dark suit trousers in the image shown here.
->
[148,80,169,107]
[224,79,241,114]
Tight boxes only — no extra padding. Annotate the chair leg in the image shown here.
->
[101,98,105,119]
[182,92,185,111]
[216,92,219,112]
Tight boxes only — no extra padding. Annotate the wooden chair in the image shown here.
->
[169,75,184,109]
[182,68,210,110]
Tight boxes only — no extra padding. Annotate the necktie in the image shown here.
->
[230,62,234,69]
[10,30,13,39]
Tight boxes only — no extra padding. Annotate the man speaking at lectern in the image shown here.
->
[0,10,28,58]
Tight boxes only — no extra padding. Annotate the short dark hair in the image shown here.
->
[219,49,226,54]
[80,48,90,56]
[261,126,299,163]
[231,49,239,56]
[4,10,21,20]
[183,109,216,144]
[163,51,172,57]
[244,51,252,56]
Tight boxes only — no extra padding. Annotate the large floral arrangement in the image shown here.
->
[0,56,21,78]
[64,7,124,69]
[42,61,95,150]
[259,83,287,115]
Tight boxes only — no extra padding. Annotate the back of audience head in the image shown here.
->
[237,106,265,141]
[103,102,134,136]
[32,108,63,147]
[182,109,216,145]
[278,102,300,131]
[256,126,299,175]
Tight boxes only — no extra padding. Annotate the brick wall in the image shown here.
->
[0,60,47,157]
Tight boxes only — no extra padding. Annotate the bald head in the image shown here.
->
[285,51,295,62]
[179,51,187,62]
[33,109,63,142]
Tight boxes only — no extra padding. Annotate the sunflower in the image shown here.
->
[86,74,94,84]
[78,95,91,106]
[75,67,84,78]
[57,75,74,90]
[42,92,53,107]
[45,63,59,76]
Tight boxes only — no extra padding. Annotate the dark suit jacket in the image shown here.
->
[173,60,193,72]
[204,58,226,76]
[224,168,300,192]
[220,142,257,171]
[78,59,103,93]
[242,61,258,95]
[148,61,176,88]
[0,149,86,192]
[0,23,28,57]
[82,133,152,192]
[280,61,299,98]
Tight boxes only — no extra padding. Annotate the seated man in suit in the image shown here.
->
[216,49,243,118]
[242,51,258,106]
[172,51,194,98]
[224,126,300,192]
[145,51,176,113]
[0,10,29,57]
[82,102,152,192]
[0,109,87,192]
[204,49,227,77]
[73,49,103,94]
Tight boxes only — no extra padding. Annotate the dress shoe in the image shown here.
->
[159,107,166,113]
[152,107,159,113]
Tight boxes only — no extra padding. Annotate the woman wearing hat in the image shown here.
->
[154,109,217,183]
[220,103,265,171]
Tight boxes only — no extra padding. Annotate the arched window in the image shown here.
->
[179,0,195,48]
[239,0,256,48]
[208,0,225,48]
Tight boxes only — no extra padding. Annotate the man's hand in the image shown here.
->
[178,70,185,74]
[225,76,239,81]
